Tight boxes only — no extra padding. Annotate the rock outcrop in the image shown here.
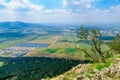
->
[92,58,120,80]
[49,58,120,80]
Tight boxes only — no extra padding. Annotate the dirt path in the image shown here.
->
[48,36,62,48]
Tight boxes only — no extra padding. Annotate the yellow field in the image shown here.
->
[49,42,77,48]
[29,36,62,44]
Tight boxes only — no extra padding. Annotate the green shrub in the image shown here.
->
[95,61,111,70]
[103,51,113,59]
[86,73,93,79]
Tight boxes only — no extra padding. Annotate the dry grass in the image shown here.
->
[49,42,77,48]
[29,36,62,44]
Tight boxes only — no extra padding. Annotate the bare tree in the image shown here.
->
[76,26,106,63]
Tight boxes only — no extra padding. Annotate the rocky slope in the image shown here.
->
[47,57,120,80]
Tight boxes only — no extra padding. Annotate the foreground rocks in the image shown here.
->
[48,58,120,80]
[92,58,120,80]
[47,64,90,80]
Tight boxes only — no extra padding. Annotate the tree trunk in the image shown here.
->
[99,52,106,63]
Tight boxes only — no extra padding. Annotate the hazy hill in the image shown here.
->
[0,21,50,28]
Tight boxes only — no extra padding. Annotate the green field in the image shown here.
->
[0,62,4,67]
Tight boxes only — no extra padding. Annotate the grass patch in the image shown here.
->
[43,48,60,53]
[0,62,4,67]
[86,73,93,79]
[65,48,77,54]
[95,61,111,70]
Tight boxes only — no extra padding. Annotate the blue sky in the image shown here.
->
[30,0,62,9]
[94,0,120,9]
[0,0,120,23]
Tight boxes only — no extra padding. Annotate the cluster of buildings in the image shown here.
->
[0,46,35,57]
[0,43,49,57]
[100,29,120,36]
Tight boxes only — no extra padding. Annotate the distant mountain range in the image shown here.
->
[0,21,63,35]
[0,21,49,28]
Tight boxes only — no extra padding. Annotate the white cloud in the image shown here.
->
[0,0,7,10]
[62,0,100,10]
[22,0,44,12]
[0,0,44,13]
[0,0,6,4]
[77,5,120,23]
[7,0,25,10]
[0,0,120,23]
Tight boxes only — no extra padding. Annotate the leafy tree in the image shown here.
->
[76,26,107,63]
[108,33,120,53]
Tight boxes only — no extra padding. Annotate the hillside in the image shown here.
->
[48,55,120,80]
[0,57,87,80]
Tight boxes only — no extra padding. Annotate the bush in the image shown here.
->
[95,61,111,70]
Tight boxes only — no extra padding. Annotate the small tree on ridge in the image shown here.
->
[76,26,106,63]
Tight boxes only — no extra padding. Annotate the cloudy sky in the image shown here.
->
[0,0,120,23]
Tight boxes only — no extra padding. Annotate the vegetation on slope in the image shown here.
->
[50,55,120,80]
[47,27,120,80]
[107,34,120,53]
[0,57,89,80]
